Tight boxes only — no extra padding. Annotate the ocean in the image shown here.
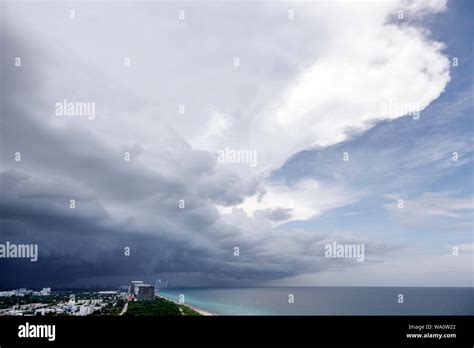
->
[157,287,474,315]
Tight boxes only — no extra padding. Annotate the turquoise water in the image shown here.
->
[158,287,474,315]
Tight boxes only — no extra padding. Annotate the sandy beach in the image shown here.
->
[156,294,216,316]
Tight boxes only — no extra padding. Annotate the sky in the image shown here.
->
[0,0,473,288]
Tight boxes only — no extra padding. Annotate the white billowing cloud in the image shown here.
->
[251,25,449,169]
[399,0,447,16]
[207,0,451,222]
[220,179,360,226]
[192,0,450,169]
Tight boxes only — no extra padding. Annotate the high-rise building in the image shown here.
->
[39,287,51,296]
[130,281,144,296]
[137,284,155,301]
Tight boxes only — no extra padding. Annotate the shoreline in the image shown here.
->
[155,293,217,316]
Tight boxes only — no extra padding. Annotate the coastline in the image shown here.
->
[155,293,216,316]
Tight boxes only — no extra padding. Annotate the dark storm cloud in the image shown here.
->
[0,23,254,287]
[0,163,398,288]
[0,169,284,287]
